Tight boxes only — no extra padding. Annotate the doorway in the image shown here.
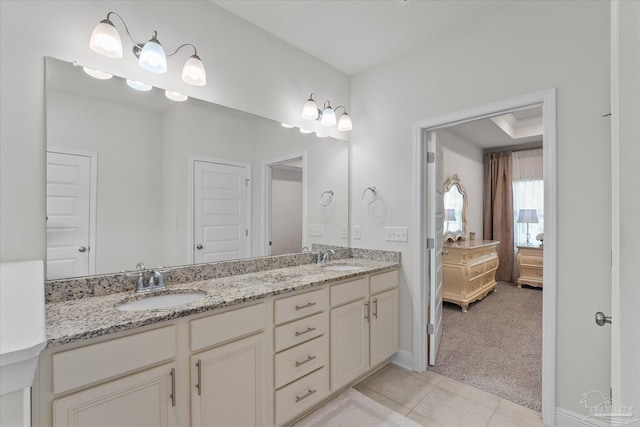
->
[411,89,557,425]
[262,154,306,256]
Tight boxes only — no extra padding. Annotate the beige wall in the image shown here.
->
[350,0,611,417]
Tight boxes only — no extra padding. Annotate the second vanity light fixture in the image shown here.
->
[301,94,353,131]
[89,12,207,86]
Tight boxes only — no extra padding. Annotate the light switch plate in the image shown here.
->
[386,226,408,242]
[309,224,324,237]
[341,225,348,239]
[353,226,361,240]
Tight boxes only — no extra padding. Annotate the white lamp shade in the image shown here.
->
[165,90,188,102]
[301,98,319,120]
[517,209,539,223]
[126,79,152,91]
[182,55,206,86]
[321,106,336,126]
[337,112,353,131]
[89,20,123,58]
[139,40,167,73]
[82,67,113,80]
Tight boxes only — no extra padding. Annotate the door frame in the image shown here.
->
[46,147,98,277]
[261,152,307,256]
[411,89,557,426]
[188,155,252,264]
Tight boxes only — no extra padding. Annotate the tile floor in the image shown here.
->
[353,364,544,427]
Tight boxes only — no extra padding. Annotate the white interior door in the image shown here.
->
[46,150,94,279]
[193,160,250,263]
[428,131,444,365]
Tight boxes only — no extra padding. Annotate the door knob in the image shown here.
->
[78,246,87,252]
[595,311,612,326]
[196,244,203,250]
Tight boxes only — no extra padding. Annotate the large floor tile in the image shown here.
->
[412,387,496,427]
[364,365,440,409]
[356,385,413,416]
[405,411,445,427]
[494,399,543,426]
[437,377,502,410]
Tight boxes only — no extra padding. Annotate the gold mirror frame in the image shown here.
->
[443,174,468,242]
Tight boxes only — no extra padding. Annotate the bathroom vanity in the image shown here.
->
[34,255,398,427]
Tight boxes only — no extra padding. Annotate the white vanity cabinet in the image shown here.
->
[329,271,398,391]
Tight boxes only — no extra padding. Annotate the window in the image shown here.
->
[512,149,543,246]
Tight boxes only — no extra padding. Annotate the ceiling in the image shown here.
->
[213,0,518,75]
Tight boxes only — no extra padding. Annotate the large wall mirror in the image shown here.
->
[443,174,467,242]
[45,57,349,280]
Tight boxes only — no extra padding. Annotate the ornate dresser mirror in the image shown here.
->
[443,174,468,241]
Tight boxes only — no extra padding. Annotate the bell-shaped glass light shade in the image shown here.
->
[126,79,152,91]
[301,96,319,120]
[165,90,188,102]
[139,38,167,73]
[89,19,123,58]
[82,67,113,80]
[182,55,206,86]
[337,112,353,131]
[321,106,337,127]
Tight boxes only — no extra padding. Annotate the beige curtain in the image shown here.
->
[484,152,514,282]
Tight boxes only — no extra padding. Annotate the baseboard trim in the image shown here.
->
[390,350,413,371]
[555,408,613,427]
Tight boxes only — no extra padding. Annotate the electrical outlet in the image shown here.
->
[341,225,348,239]
[353,226,361,240]
[386,226,408,242]
[309,224,324,237]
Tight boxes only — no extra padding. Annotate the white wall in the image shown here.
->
[0,0,349,263]
[438,129,484,239]
[350,0,611,417]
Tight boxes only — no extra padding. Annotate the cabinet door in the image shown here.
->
[330,299,369,391]
[191,333,265,427]
[370,288,399,367]
[53,363,177,427]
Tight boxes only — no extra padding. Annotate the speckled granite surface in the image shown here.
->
[46,258,398,348]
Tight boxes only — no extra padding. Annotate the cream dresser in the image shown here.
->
[442,240,500,312]
[516,245,543,288]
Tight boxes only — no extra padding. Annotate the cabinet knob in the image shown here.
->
[196,244,203,250]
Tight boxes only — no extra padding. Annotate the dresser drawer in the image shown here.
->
[190,303,265,352]
[466,262,485,281]
[369,270,398,295]
[274,335,327,388]
[520,255,543,267]
[463,276,484,298]
[485,256,499,272]
[275,367,329,425]
[330,277,367,307]
[275,288,326,325]
[53,326,175,394]
[521,266,543,279]
[275,312,326,352]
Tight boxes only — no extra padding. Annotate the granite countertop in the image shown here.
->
[46,258,398,347]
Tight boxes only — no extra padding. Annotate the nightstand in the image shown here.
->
[516,245,543,288]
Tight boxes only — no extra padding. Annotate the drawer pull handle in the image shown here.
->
[296,388,317,403]
[169,368,176,407]
[364,301,369,321]
[373,298,378,319]
[195,359,202,396]
[295,327,317,337]
[295,301,317,310]
[295,355,317,367]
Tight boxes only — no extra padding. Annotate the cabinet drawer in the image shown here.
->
[53,326,176,394]
[520,255,543,267]
[274,288,326,325]
[274,335,327,389]
[463,277,483,298]
[369,270,398,295]
[191,303,265,352]
[466,262,485,281]
[485,256,499,272]
[521,266,543,279]
[275,312,326,353]
[275,367,329,426]
[330,277,367,307]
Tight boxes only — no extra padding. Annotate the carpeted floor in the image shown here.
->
[430,281,542,411]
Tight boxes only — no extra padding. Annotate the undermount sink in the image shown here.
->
[321,265,361,272]
[116,292,206,312]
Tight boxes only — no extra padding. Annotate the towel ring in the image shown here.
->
[361,186,377,205]
[320,190,334,206]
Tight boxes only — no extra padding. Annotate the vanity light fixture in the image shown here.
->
[165,90,188,102]
[299,128,313,134]
[126,79,152,91]
[315,133,327,138]
[82,67,113,80]
[90,12,206,86]
[281,123,295,128]
[301,93,353,131]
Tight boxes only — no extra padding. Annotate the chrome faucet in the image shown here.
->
[127,264,169,293]
[319,250,335,265]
